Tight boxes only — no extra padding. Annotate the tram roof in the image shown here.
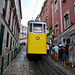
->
[28,20,46,24]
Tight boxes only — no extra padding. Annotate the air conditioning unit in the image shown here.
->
[62,0,66,3]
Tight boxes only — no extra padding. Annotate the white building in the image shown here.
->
[0,0,22,56]
[20,25,27,44]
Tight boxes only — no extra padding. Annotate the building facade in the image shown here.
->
[0,0,22,56]
[20,25,27,44]
[39,0,52,43]
[51,0,75,45]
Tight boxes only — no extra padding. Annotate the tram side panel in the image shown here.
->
[27,33,47,54]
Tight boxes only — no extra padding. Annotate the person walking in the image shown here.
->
[69,44,75,67]
[52,44,55,60]
[61,46,67,66]
[65,44,69,64]
[53,44,59,61]
[47,43,49,57]
[49,44,51,56]
[59,44,63,61]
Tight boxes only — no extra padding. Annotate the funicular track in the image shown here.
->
[29,55,67,75]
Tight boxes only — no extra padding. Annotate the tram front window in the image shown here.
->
[30,23,32,32]
[33,24,42,33]
[44,24,46,33]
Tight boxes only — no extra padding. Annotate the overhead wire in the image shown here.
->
[32,0,38,19]
[22,0,74,23]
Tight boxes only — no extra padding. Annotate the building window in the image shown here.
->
[22,27,24,28]
[46,16,48,23]
[10,37,12,50]
[24,27,26,29]
[20,30,22,33]
[8,6,11,26]
[13,41,14,47]
[3,0,7,18]
[43,10,45,16]
[0,25,4,56]
[6,32,9,47]
[23,35,25,37]
[23,31,25,34]
[54,0,58,12]
[64,12,70,29]
[41,16,42,20]
[46,5,47,12]
[12,17,14,32]
[55,23,58,36]
[20,34,22,37]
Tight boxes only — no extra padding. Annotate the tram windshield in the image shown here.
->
[28,21,46,33]
[33,24,42,33]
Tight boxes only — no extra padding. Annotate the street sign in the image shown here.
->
[50,35,52,39]
[47,30,49,34]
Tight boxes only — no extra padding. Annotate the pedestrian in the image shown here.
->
[61,46,67,66]
[52,44,55,60]
[59,44,63,61]
[53,44,59,61]
[47,43,49,57]
[22,42,23,48]
[49,44,51,56]
[69,44,75,67]
[65,44,69,64]
[24,42,26,45]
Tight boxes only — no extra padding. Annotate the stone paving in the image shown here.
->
[2,46,31,75]
[2,46,75,75]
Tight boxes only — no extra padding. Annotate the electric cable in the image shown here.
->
[32,0,38,19]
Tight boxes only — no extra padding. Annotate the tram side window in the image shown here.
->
[27,24,29,33]
[33,24,42,33]
[44,24,46,33]
[30,23,32,32]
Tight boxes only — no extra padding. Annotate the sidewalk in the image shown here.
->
[2,46,30,75]
[48,56,75,75]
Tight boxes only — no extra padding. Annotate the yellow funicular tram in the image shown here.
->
[27,20,47,57]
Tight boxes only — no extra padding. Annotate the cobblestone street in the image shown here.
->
[1,46,75,75]
[2,46,31,75]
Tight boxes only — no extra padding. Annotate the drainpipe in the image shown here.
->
[74,3,75,21]
[60,0,63,32]
[60,0,63,45]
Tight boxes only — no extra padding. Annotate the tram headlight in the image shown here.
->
[36,36,40,40]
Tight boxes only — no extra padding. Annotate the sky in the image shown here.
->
[21,0,45,27]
